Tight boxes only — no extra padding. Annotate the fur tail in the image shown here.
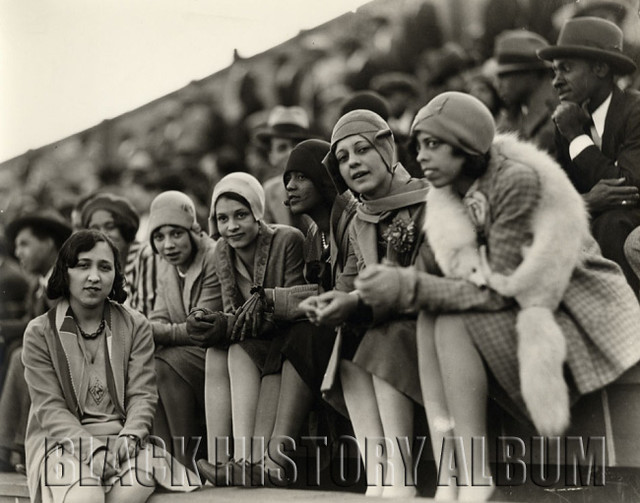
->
[517,307,570,436]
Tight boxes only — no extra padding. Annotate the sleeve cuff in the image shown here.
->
[569,135,594,160]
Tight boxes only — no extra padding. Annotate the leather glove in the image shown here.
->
[187,308,229,348]
[230,286,267,342]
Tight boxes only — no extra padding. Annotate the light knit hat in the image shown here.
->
[209,172,265,238]
[410,92,495,155]
[148,191,201,252]
[330,109,395,171]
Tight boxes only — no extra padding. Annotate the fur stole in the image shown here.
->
[423,133,590,435]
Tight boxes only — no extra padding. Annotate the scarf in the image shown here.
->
[356,163,429,223]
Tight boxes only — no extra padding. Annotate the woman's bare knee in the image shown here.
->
[63,484,104,503]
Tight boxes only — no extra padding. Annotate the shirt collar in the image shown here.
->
[591,93,612,139]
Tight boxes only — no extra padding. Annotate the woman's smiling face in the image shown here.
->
[335,135,392,199]
[215,196,260,250]
[414,132,464,188]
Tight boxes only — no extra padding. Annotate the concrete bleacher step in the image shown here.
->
[0,473,28,503]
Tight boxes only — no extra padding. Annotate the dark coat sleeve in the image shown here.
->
[566,90,640,193]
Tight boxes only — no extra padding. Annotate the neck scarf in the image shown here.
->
[356,163,429,223]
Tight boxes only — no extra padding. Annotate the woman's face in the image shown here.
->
[335,135,392,199]
[415,132,465,188]
[285,172,323,215]
[215,197,260,250]
[67,241,115,309]
[152,225,194,267]
[87,209,127,255]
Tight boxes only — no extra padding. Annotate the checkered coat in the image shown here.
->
[398,137,640,412]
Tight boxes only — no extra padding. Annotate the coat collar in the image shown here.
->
[49,299,126,418]
[181,233,208,311]
[602,85,623,153]
[216,221,276,311]
[329,191,358,276]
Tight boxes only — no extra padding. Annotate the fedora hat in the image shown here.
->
[538,17,636,75]
[6,209,72,251]
[494,30,552,75]
[255,106,314,144]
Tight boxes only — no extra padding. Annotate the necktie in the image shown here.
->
[589,117,602,150]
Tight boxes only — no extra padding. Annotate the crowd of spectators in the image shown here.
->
[3,0,640,501]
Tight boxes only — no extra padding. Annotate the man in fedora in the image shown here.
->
[0,210,71,472]
[494,30,558,155]
[257,106,315,230]
[539,16,640,291]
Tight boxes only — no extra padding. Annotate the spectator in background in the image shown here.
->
[257,106,316,232]
[370,72,421,139]
[0,234,30,387]
[80,193,157,316]
[465,66,504,119]
[494,30,558,155]
[539,17,640,292]
[339,90,391,120]
[479,0,528,59]
[0,211,72,473]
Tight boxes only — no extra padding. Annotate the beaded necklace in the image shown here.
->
[76,318,106,340]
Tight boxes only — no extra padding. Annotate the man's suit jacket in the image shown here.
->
[556,85,640,195]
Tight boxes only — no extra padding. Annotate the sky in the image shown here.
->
[0,0,368,163]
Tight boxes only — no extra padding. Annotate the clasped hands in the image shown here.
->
[187,287,270,346]
[298,264,403,326]
[91,434,140,480]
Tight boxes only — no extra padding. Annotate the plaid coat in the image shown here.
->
[398,138,640,412]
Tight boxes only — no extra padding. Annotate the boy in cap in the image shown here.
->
[539,16,640,291]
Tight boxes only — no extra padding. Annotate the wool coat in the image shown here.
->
[555,85,640,290]
[271,191,359,320]
[322,171,430,409]
[214,222,306,314]
[22,300,159,502]
[393,135,640,415]
[213,222,306,374]
[555,85,640,194]
[150,232,222,420]
[150,233,222,344]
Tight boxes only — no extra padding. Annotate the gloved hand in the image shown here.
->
[187,308,229,348]
[230,286,267,342]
